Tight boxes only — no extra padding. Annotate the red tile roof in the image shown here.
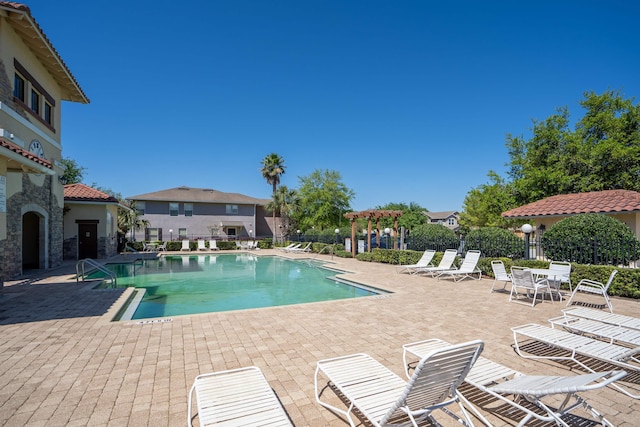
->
[502,190,640,218]
[64,183,119,203]
[0,137,52,168]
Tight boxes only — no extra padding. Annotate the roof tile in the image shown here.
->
[64,183,119,203]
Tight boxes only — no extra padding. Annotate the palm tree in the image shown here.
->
[260,153,286,241]
[118,201,150,242]
[265,185,299,241]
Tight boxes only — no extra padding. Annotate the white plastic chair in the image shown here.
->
[549,261,573,292]
[415,249,457,276]
[180,239,190,251]
[437,250,482,282]
[197,239,207,251]
[396,249,436,274]
[565,270,617,312]
[490,260,511,292]
[208,239,220,251]
[510,266,554,307]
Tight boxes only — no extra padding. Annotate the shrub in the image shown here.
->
[465,227,525,259]
[541,213,640,265]
[409,224,458,252]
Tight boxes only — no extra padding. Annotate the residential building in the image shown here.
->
[0,2,89,278]
[127,186,278,242]
[424,211,460,231]
[63,184,121,260]
[501,189,640,238]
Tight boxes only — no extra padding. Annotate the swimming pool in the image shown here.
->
[93,254,382,320]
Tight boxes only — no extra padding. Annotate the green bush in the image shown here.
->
[409,224,458,252]
[541,213,640,265]
[465,227,525,259]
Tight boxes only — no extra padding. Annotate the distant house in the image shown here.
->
[63,184,121,260]
[501,189,640,238]
[127,186,279,241]
[424,211,460,231]
[0,3,89,278]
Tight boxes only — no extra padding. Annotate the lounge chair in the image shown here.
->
[512,323,640,399]
[437,250,482,282]
[490,260,512,292]
[509,267,554,307]
[208,239,220,251]
[282,243,301,252]
[562,307,640,331]
[414,249,457,276]
[156,241,167,252]
[197,239,207,251]
[188,366,293,426]
[565,270,617,312]
[287,242,311,253]
[549,313,640,347]
[548,261,573,292]
[277,243,296,251]
[395,249,435,274]
[180,239,191,251]
[403,338,624,427]
[315,340,484,427]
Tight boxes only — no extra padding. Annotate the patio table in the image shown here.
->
[529,268,565,301]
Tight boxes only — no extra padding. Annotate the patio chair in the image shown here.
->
[180,239,191,251]
[548,261,573,292]
[509,267,554,307]
[395,249,436,274]
[549,313,640,347]
[403,338,624,427]
[437,250,482,282]
[565,270,617,312]
[562,307,640,331]
[197,239,207,251]
[156,241,167,252]
[414,249,458,277]
[287,243,311,253]
[490,260,512,293]
[208,239,220,251]
[188,366,293,426]
[315,340,483,427]
[512,323,640,399]
[277,243,296,251]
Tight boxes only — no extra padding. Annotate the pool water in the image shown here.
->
[92,254,380,319]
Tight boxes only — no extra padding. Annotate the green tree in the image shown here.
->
[260,153,286,241]
[294,169,354,231]
[265,185,299,240]
[459,171,520,230]
[60,157,85,184]
[409,223,458,252]
[118,201,150,242]
[506,90,640,205]
[373,202,430,231]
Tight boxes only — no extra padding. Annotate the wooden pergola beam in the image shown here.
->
[344,210,403,257]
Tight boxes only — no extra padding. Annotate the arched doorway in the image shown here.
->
[22,211,42,269]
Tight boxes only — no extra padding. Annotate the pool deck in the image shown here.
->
[1,250,639,426]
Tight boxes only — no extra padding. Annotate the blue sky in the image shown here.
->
[27,0,639,211]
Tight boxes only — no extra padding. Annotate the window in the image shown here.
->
[31,89,40,114]
[14,74,25,102]
[178,228,187,239]
[226,204,238,214]
[448,218,456,226]
[136,201,145,215]
[44,101,53,125]
[147,228,159,241]
[227,228,236,236]
[184,203,193,217]
[170,202,179,216]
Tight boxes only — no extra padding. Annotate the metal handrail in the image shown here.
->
[76,259,116,287]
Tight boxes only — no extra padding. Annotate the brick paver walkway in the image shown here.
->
[0,251,638,426]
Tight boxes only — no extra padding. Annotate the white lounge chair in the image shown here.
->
[277,243,296,251]
[315,340,483,427]
[565,270,617,312]
[437,250,482,282]
[509,267,554,307]
[282,243,301,252]
[287,242,311,253]
[512,323,640,399]
[197,239,207,251]
[403,338,624,427]
[490,259,512,292]
[395,249,436,274]
[188,366,293,426]
[414,249,457,276]
[180,239,191,251]
[208,239,220,251]
[549,314,640,347]
[562,307,640,331]
[156,241,167,252]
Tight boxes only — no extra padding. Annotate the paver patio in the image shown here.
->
[0,250,638,426]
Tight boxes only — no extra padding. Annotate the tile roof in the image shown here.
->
[502,190,640,218]
[424,210,459,220]
[64,183,119,203]
[0,137,52,168]
[127,186,270,205]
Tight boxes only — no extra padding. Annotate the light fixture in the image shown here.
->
[521,224,534,234]
[58,175,68,185]
[521,224,533,260]
[384,227,391,235]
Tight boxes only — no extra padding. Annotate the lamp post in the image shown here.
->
[297,229,301,242]
[384,227,391,249]
[335,228,340,245]
[169,229,173,241]
[521,224,533,260]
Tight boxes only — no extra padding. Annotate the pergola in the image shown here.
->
[343,209,403,257]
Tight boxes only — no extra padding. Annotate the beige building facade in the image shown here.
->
[0,3,88,278]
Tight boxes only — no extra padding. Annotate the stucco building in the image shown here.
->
[0,2,88,278]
